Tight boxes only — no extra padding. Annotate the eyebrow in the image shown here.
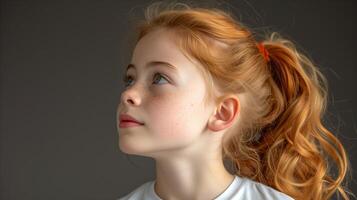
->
[126,61,178,72]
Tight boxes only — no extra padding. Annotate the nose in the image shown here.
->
[120,87,142,106]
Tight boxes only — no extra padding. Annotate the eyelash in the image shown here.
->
[122,72,169,87]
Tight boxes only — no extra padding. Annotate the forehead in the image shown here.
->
[130,28,199,72]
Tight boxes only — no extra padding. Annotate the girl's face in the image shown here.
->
[117,28,215,157]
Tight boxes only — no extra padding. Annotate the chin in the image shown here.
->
[118,139,147,156]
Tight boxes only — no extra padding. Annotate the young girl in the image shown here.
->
[116,2,352,200]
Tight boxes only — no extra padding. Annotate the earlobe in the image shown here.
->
[208,95,240,132]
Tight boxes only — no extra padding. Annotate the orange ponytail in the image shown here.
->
[252,33,353,199]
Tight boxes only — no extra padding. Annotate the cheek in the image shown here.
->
[147,93,204,140]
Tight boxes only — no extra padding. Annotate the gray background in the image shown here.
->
[1,0,356,199]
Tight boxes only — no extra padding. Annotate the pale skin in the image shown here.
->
[117,28,240,200]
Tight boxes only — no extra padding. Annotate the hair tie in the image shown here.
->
[257,42,270,62]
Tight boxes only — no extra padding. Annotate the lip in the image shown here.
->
[119,121,143,128]
[119,113,144,128]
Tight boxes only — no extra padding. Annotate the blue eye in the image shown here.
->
[122,73,169,87]
[122,75,133,88]
[152,73,169,85]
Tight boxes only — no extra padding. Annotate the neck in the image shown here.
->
[153,147,235,200]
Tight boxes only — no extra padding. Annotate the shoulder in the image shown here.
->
[117,181,156,200]
[236,177,295,200]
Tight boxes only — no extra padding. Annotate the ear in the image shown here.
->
[207,95,240,132]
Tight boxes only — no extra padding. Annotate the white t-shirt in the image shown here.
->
[117,175,294,200]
